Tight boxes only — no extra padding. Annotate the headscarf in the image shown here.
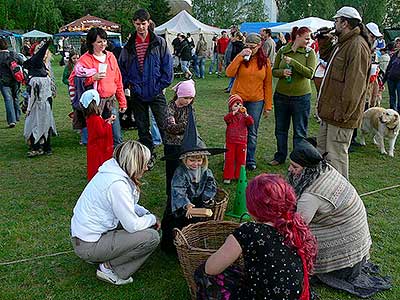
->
[172,79,196,98]
[289,139,323,168]
[80,89,100,108]
[288,140,327,196]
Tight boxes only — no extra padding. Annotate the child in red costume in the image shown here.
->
[223,94,254,183]
[80,89,115,181]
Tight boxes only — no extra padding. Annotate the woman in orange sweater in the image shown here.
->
[226,33,273,171]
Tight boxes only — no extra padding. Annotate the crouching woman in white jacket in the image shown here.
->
[71,140,160,285]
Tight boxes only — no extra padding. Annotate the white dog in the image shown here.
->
[359,107,400,157]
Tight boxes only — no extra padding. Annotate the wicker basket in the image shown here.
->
[174,220,240,299]
[203,188,229,221]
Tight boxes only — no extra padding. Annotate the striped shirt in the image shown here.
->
[135,33,150,72]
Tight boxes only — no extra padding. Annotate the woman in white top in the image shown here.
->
[71,140,160,285]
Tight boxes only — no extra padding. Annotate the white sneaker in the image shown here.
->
[96,264,133,285]
[223,179,231,184]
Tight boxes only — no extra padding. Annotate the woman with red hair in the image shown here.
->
[269,26,317,166]
[195,174,317,300]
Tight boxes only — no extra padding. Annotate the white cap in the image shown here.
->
[333,6,362,22]
[366,22,383,37]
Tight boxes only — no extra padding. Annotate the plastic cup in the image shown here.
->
[99,63,107,73]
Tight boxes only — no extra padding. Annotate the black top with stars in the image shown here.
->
[232,222,304,300]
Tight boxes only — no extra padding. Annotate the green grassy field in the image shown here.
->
[0,58,399,299]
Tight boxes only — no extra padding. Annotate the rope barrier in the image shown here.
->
[0,250,74,266]
[359,184,400,197]
[1,185,399,267]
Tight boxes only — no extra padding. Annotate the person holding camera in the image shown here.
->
[316,6,371,179]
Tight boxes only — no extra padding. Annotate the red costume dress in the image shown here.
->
[223,112,254,180]
[86,115,113,180]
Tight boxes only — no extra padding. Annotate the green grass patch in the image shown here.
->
[0,57,399,299]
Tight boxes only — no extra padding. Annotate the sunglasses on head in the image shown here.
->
[245,44,258,49]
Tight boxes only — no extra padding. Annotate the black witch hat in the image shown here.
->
[163,105,226,160]
[23,40,50,76]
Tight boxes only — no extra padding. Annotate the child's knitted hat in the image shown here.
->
[228,94,243,109]
[172,79,196,98]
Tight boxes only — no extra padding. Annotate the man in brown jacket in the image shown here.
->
[317,6,371,179]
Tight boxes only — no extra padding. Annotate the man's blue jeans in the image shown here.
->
[243,100,264,167]
[150,110,162,146]
[0,82,20,125]
[387,79,400,112]
[273,92,311,163]
[208,52,218,73]
[196,56,206,78]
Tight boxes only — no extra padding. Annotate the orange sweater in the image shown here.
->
[226,55,272,111]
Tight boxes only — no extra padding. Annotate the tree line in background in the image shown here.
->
[0,0,172,37]
[193,0,400,30]
[0,0,399,37]
[274,0,397,27]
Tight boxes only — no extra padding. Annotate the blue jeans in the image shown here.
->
[181,60,190,73]
[273,92,311,163]
[208,52,218,73]
[192,54,199,77]
[196,56,206,78]
[0,82,20,125]
[111,107,123,146]
[101,106,123,146]
[150,110,162,145]
[81,127,88,145]
[244,100,264,167]
[387,79,400,112]
[227,77,235,91]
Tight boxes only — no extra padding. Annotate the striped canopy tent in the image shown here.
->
[60,15,121,33]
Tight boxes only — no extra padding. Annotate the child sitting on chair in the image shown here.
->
[223,94,254,184]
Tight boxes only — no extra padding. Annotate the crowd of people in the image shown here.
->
[0,5,396,299]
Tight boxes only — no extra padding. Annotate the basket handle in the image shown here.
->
[173,227,191,249]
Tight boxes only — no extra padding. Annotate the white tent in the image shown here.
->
[155,10,223,54]
[22,30,53,39]
[269,17,334,33]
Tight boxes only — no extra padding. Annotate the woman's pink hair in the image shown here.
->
[246,174,317,300]
[291,26,312,42]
